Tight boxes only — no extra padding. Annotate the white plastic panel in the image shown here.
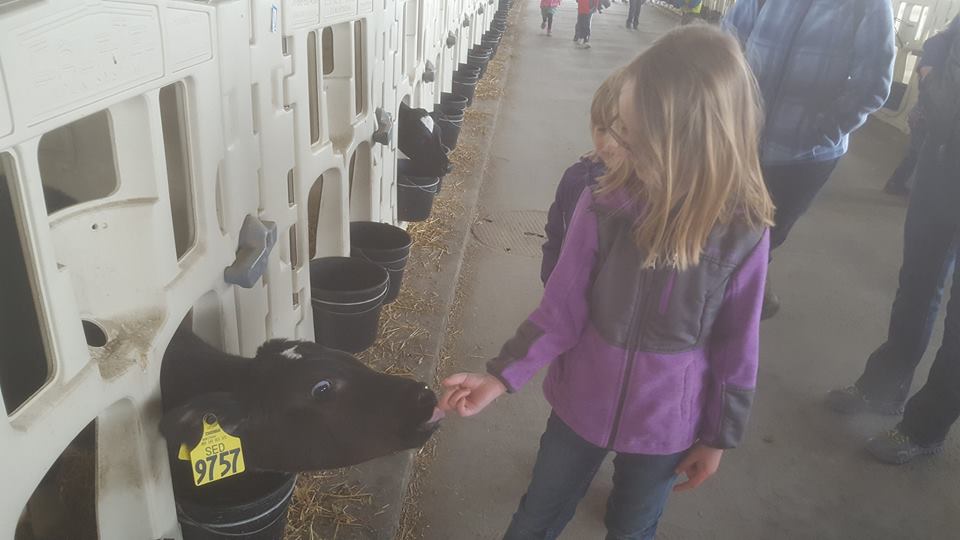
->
[0,0,473,535]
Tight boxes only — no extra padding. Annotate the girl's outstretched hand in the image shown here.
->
[439,373,507,417]
[673,444,724,492]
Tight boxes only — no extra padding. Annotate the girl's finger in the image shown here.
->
[442,373,470,387]
[437,391,458,412]
[439,387,468,410]
[458,400,478,418]
[673,463,706,492]
[449,388,472,408]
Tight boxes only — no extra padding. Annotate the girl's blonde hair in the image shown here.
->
[601,25,774,270]
[591,68,624,132]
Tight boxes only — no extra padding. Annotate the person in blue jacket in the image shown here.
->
[723,0,895,318]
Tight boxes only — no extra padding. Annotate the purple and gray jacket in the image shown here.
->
[490,188,769,454]
[542,156,606,284]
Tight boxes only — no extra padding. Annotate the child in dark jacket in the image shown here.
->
[440,27,774,540]
[541,70,624,284]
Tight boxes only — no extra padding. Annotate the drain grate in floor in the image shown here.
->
[471,210,549,258]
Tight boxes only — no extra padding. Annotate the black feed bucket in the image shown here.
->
[457,63,483,79]
[441,92,469,113]
[467,52,491,76]
[310,257,389,353]
[473,44,496,58]
[452,76,478,105]
[437,102,466,119]
[350,221,412,304]
[397,161,441,222]
[177,472,296,540]
[435,113,463,151]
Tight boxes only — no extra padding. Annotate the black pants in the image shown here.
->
[627,0,644,27]
[887,146,921,189]
[857,140,960,445]
[574,13,593,41]
[762,158,840,252]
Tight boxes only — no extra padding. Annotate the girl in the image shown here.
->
[542,70,624,283]
[440,26,773,540]
[574,0,596,48]
[540,0,561,37]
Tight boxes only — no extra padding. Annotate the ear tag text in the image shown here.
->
[188,415,245,486]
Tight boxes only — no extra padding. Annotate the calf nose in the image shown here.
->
[416,386,437,408]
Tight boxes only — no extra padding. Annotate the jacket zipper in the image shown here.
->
[605,270,648,448]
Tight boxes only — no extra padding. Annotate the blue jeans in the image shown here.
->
[858,139,960,445]
[503,413,685,540]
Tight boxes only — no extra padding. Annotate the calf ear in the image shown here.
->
[159,392,248,450]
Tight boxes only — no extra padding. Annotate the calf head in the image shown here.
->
[160,336,440,472]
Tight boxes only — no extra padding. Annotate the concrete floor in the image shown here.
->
[419,2,960,539]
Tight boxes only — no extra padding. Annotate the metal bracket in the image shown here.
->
[446,31,457,48]
[423,60,436,83]
[224,215,278,288]
[373,107,394,146]
[463,15,471,27]
[478,4,485,14]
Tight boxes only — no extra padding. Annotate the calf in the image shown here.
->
[159,326,441,473]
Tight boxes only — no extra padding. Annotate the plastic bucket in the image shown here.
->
[310,257,389,353]
[467,52,491,75]
[435,113,463,151]
[473,44,496,58]
[455,68,482,84]
[397,166,441,222]
[468,50,491,63]
[456,63,483,79]
[350,221,412,304]
[452,78,478,105]
[177,472,296,540]
[437,102,466,120]
[440,92,469,113]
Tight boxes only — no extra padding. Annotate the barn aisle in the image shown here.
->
[415,1,960,539]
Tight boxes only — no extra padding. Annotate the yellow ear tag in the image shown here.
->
[188,415,246,487]
[178,444,190,461]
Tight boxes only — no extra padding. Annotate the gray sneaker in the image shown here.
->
[826,385,904,416]
[866,427,944,465]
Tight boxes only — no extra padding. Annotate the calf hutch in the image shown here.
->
[0,0,503,537]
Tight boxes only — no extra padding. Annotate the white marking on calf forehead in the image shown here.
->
[281,346,302,360]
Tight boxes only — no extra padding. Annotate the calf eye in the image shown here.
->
[311,380,333,397]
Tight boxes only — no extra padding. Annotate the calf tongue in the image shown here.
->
[428,407,445,423]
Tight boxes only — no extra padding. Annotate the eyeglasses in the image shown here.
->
[607,115,630,151]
